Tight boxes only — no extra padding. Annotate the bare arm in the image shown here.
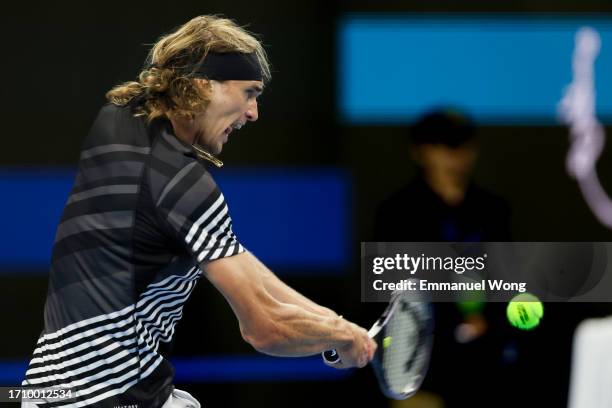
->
[202,251,373,366]
[249,254,338,319]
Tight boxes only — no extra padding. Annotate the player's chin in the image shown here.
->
[210,142,224,155]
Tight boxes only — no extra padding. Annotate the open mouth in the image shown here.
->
[223,122,245,139]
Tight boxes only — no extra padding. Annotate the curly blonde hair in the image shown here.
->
[106,15,271,123]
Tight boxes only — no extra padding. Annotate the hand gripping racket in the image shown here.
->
[323,288,434,400]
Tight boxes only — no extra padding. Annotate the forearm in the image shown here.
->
[205,251,352,358]
[253,256,338,319]
[252,302,351,357]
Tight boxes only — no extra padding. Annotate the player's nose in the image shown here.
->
[246,100,258,122]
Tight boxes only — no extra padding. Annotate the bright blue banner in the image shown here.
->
[0,168,350,274]
[0,356,349,385]
[339,14,612,124]
[172,355,350,383]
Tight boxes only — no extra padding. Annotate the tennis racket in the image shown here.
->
[323,288,434,400]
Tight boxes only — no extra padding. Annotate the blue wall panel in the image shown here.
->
[339,14,612,124]
[0,168,351,274]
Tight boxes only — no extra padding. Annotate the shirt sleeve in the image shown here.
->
[153,161,245,262]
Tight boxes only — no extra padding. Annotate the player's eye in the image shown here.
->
[246,86,263,100]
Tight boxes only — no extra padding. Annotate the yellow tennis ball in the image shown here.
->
[383,336,392,349]
[506,293,543,330]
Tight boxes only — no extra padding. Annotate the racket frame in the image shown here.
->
[322,288,433,400]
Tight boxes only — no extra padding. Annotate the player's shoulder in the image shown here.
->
[82,102,150,151]
[151,159,218,205]
[92,102,142,131]
[147,128,219,207]
[149,121,198,168]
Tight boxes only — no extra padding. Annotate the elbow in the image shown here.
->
[240,322,284,355]
[242,332,277,354]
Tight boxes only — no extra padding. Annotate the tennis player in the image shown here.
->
[22,15,375,408]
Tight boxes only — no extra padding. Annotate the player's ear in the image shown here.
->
[194,78,210,86]
[193,78,214,96]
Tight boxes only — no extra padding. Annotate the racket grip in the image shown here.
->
[322,349,341,364]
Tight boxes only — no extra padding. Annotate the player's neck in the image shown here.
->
[169,117,198,146]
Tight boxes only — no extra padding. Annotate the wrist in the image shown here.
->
[333,315,354,350]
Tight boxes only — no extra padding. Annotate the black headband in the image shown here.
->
[188,52,263,81]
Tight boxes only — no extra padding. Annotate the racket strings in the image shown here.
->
[382,302,431,396]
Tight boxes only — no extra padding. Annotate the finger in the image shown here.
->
[368,339,377,360]
[360,347,369,367]
[361,352,369,367]
[357,356,366,368]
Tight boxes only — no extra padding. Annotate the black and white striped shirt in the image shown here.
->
[22,103,244,407]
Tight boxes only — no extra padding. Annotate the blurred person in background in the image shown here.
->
[375,108,511,242]
[21,15,375,408]
[374,108,516,407]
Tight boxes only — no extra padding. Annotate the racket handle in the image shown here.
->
[322,349,341,364]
